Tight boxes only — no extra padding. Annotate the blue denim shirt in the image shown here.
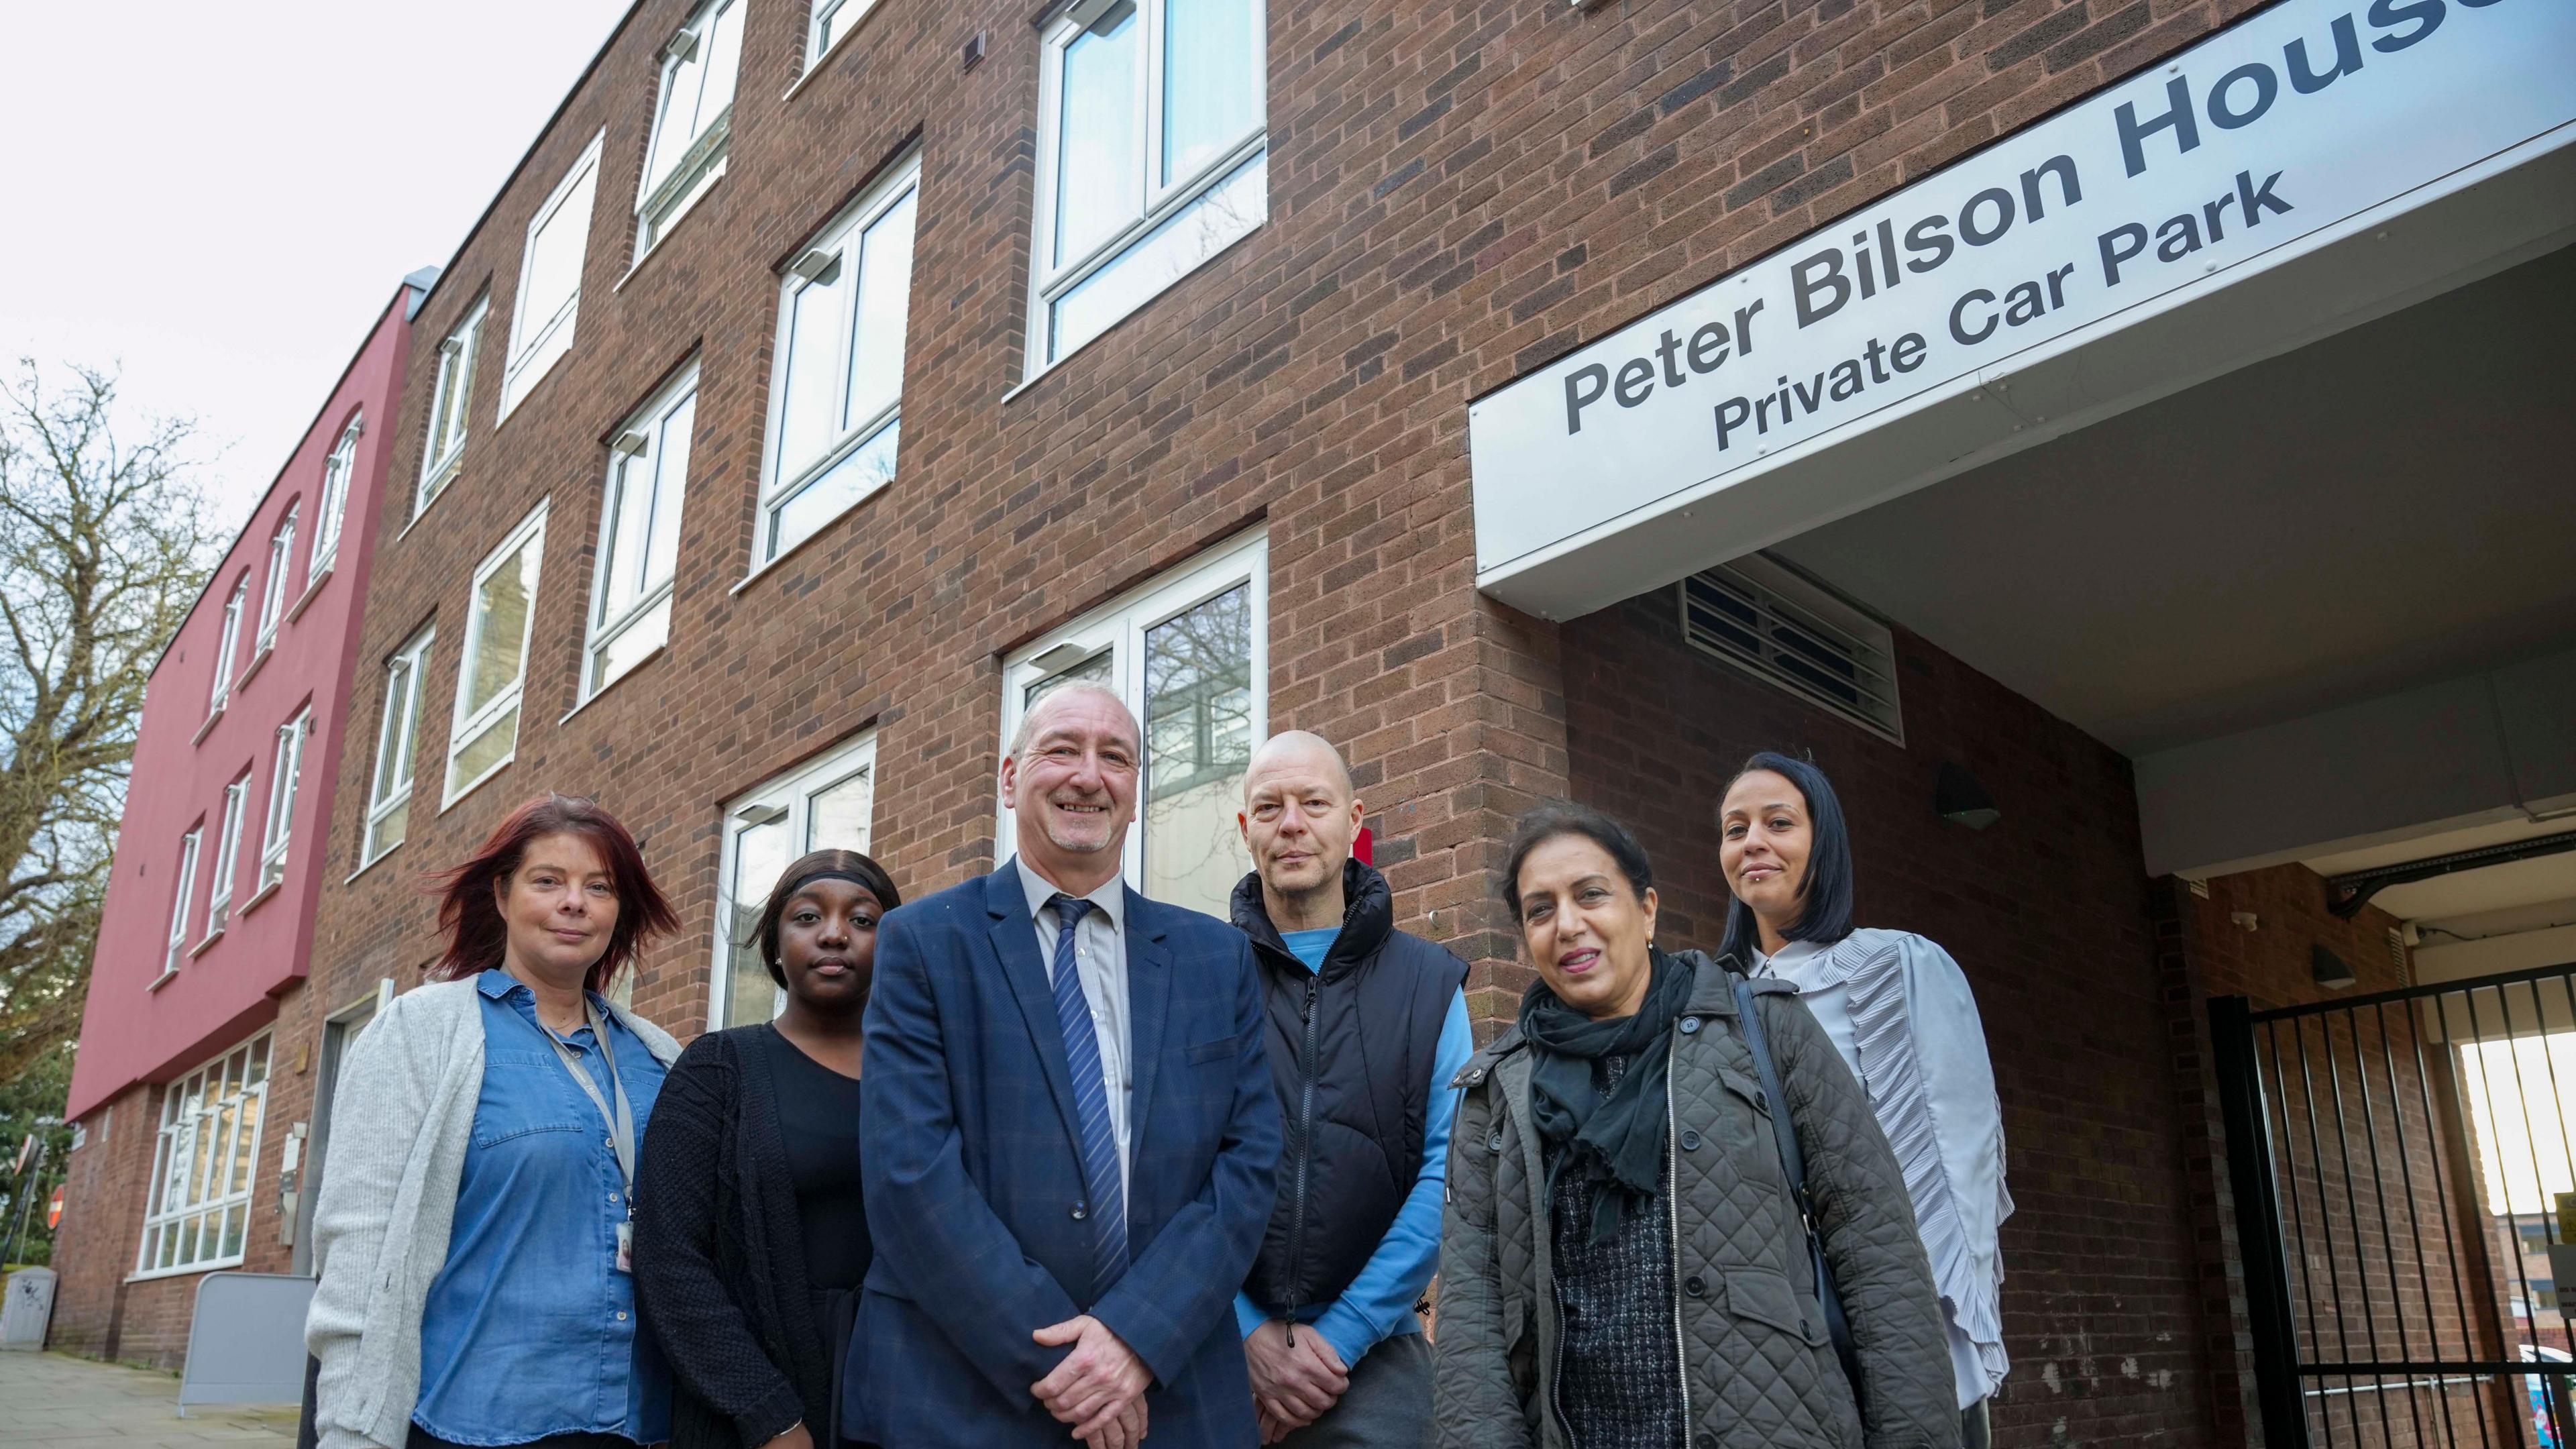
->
[1233,928,1474,1366]
[413,970,670,1445]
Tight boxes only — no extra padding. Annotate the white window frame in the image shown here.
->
[804,0,883,74]
[443,504,549,808]
[636,0,744,253]
[584,368,696,700]
[160,828,202,982]
[708,731,879,1030]
[754,154,920,572]
[499,134,604,424]
[361,627,435,868]
[309,414,361,584]
[996,528,1267,897]
[254,504,299,653]
[207,576,248,718]
[133,1032,271,1279]
[419,299,488,513]
[1027,0,1269,374]
[258,709,311,894]
[204,773,250,939]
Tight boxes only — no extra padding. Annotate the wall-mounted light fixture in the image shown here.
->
[1935,761,2000,830]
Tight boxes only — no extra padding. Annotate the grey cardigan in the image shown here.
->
[303,977,682,1449]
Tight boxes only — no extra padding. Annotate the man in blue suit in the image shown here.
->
[853,681,1281,1448]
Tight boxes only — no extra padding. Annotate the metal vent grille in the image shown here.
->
[1678,554,1904,745]
[2387,926,2408,973]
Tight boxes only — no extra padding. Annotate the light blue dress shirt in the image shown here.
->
[1234,927,1475,1367]
[411,970,669,1445]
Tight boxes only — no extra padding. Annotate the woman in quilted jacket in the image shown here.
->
[1432,802,1958,1449]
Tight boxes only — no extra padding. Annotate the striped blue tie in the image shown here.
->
[1049,896,1128,1291]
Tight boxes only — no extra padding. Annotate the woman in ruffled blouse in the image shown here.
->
[1716,751,2012,1449]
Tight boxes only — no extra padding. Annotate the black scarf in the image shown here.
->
[1519,948,1695,1245]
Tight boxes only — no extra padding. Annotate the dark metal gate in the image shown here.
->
[2214,962,2576,1449]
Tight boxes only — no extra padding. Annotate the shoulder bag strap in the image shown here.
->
[1732,975,1866,1399]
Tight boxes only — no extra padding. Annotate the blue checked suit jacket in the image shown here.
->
[847,863,1281,1448]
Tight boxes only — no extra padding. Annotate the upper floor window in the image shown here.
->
[362,626,435,867]
[419,299,488,512]
[162,828,202,981]
[638,0,743,252]
[445,504,548,806]
[206,772,250,937]
[759,156,918,567]
[1029,0,1267,372]
[255,504,299,652]
[207,576,248,718]
[805,0,881,73]
[711,731,877,1029]
[500,136,603,423]
[135,1033,270,1277]
[309,414,360,584]
[586,369,696,698]
[998,529,1265,918]
[258,709,311,894]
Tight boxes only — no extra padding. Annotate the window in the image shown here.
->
[586,370,695,697]
[998,529,1265,918]
[135,1033,270,1276]
[445,506,547,805]
[805,0,881,72]
[419,299,488,511]
[207,576,248,716]
[758,156,918,566]
[309,415,360,583]
[162,830,201,979]
[637,0,743,252]
[1676,553,1904,745]
[500,136,603,421]
[258,710,310,894]
[710,733,877,1029]
[256,504,299,651]
[362,627,435,865]
[1029,0,1267,370]
[205,774,250,936]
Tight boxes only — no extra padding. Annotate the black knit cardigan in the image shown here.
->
[633,1025,837,1449]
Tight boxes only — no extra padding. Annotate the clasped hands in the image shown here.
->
[1033,1314,1152,1448]
[1242,1319,1349,1444]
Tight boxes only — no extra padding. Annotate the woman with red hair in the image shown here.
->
[305,794,683,1449]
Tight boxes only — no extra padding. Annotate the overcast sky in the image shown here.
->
[1,1,632,535]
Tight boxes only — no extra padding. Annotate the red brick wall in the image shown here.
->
[46,1085,152,1358]
[1558,589,2203,1447]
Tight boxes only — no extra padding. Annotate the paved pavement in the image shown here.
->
[0,1350,295,1447]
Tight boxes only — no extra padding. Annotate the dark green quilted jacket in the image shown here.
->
[1433,951,1960,1449]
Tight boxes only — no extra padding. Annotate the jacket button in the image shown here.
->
[1678,1016,1701,1034]
[1684,1275,1706,1297]
[1698,1436,1719,1449]
[1800,1318,1815,1337]
[1071,1203,1088,1222]
[1488,1133,1505,1154]
[1680,1130,1702,1152]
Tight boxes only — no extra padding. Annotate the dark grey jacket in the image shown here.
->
[1432,952,1960,1449]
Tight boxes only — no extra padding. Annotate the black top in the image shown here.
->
[1547,1053,1686,1449]
[1229,858,1468,1315]
[752,1026,871,1291]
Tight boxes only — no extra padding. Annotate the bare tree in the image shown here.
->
[0,362,222,1081]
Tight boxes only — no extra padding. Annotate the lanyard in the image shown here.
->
[533,996,638,1199]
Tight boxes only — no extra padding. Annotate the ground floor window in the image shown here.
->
[998,529,1265,919]
[709,732,877,1029]
[136,1032,270,1277]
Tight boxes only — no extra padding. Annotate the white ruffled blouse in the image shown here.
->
[1754,928,2012,1411]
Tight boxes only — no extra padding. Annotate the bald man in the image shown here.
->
[1227,732,1471,1447]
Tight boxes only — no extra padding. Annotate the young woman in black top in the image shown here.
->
[635,849,900,1449]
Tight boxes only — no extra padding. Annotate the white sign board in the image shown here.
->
[1468,0,2576,587]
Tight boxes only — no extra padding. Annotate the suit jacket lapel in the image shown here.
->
[983,867,1084,1157]
[1123,887,1173,1161]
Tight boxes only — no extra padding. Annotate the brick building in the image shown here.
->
[48,278,428,1364]
[49,1,2576,1444]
